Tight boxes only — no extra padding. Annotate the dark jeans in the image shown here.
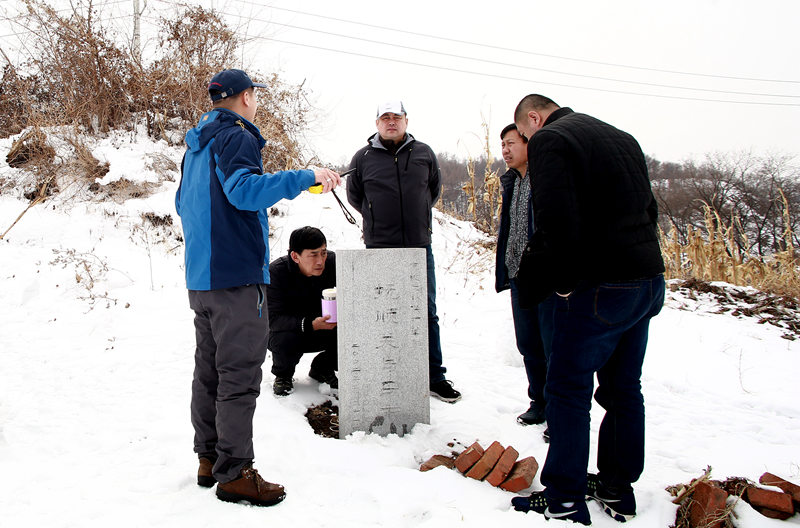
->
[537,275,665,503]
[509,278,547,406]
[188,284,268,484]
[269,329,338,378]
[425,245,446,383]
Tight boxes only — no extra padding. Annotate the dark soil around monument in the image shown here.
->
[306,400,339,438]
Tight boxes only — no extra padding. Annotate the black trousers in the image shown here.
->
[269,329,338,378]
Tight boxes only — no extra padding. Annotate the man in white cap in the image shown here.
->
[346,101,462,403]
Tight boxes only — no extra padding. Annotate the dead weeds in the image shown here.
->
[670,278,800,340]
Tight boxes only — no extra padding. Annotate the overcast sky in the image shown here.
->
[3,0,800,166]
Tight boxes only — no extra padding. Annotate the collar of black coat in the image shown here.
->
[369,132,414,153]
[543,106,574,127]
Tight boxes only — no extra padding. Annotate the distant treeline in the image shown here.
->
[429,151,800,260]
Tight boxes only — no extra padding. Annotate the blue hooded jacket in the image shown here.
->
[175,108,314,290]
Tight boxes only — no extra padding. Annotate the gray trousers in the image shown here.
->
[188,284,267,483]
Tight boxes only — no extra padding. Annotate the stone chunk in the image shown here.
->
[454,442,484,474]
[745,486,795,520]
[419,455,456,472]
[688,481,729,528]
[499,456,539,493]
[337,248,430,438]
[485,446,520,487]
[760,472,800,511]
[466,441,505,481]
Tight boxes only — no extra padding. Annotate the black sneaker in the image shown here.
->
[273,376,293,396]
[430,380,462,403]
[511,491,591,525]
[309,370,338,389]
[517,402,546,425]
[586,473,636,522]
[542,427,550,443]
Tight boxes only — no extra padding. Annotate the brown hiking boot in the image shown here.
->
[216,464,286,506]
[197,457,216,488]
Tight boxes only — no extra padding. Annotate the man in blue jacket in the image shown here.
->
[175,69,340,507]
[510,94,664,525]
[347,101,461,403]
[495,124,547,428]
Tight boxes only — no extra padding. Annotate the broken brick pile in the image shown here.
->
[680,472,799,527]
[419,441,539,493]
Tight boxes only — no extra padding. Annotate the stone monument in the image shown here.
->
[337,248,430,438]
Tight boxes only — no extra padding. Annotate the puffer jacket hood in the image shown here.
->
[185,108,266,153]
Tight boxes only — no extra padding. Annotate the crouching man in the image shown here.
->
[268,226,338,396]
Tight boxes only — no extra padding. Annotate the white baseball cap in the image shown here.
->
[376,100,406,117]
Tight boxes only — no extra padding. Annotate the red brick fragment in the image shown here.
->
[466,441,505,480]
[486,446,520,487]
[688,481,729,528]
[454,442,484,474]
[745,486,795,520]
[499,456,539,492]
[419,454,456,472]
[760,472,800,510]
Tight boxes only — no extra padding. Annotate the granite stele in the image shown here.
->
[337,248,430,438]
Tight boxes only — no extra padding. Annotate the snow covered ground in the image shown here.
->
[0,133,798,527]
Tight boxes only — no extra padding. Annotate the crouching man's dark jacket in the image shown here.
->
[267,251,336,336]
[517,107,664,306]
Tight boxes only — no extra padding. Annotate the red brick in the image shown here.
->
[485,446,520,487]
[466,441,505,480]
[760,472,800,510]
[499,456,539,492]
[745,486,795,520]
[688,481,729,528]
[419,454,456,472]
[454,442,484,474]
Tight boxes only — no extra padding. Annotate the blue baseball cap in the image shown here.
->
[208,69,267,101]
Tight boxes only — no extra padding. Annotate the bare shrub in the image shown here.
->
[6,129,58,202]
[6,128,55,169]
[142,7,309,171]
[144,152,178,181]
[0,60,34,138]
[141,212,173,227]
[90,178,161,203]
[49,247,119,309]
[66,136,110,182]
[251,73,310,172]
[15,0,135,134]
[139,7,236,141]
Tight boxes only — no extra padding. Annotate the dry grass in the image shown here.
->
[661,199,800,299]
[460,118,501,234]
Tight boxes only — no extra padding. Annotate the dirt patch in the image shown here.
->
[669,278,800,340]
[306,401,339,438]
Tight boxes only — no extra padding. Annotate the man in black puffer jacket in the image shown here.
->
[267,227,338,397]
[510,94,665,526]
[347,100,461,403]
